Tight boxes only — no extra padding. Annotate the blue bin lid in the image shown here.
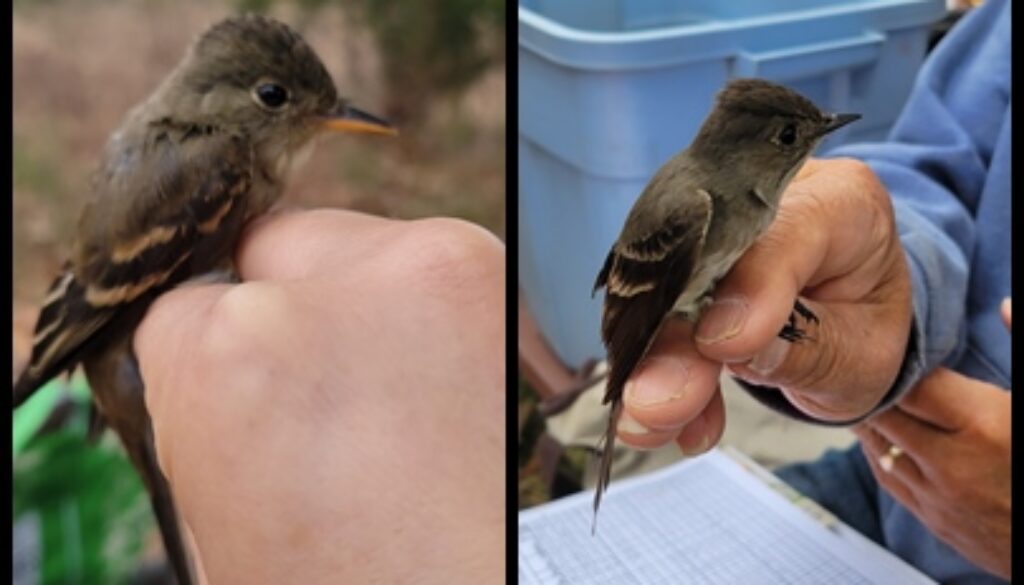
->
[519,0,946,71]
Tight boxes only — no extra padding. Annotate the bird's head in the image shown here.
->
[154,15,394,154]
[691,78,859,198]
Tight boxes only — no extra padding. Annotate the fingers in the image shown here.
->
[619,389,725,456]
[674,386,725,455]
[853,423,925,487]
[693,158,912,420]
[1001,297,1011,330]
[617,411,681,449]
[618,318,724,452]
[862,407,944,476]
[853,426,923,512]
[893,368,973,432]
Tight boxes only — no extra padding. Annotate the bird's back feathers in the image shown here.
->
[14,129,254,407]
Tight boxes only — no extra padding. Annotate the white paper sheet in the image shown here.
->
[519,448,936,585]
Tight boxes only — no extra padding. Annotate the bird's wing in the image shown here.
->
[597,188,713,405]
[13,132,253,406]
[591,188,712,519]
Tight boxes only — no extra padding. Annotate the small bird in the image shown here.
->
[13,15,395,584]
[591,78,859,524]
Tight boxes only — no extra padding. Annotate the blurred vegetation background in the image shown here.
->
[13,0,504,582]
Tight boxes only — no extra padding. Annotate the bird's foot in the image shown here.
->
[778,299,818,343]
[793,298,819,324]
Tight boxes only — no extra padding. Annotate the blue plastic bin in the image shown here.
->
[518,0,945,369]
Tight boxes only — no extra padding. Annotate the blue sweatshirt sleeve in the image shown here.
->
[741,0,1010,424]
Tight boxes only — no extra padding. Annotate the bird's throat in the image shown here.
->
[267,135,318,182]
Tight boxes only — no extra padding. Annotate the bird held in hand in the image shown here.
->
[591,78,860,527]
[13,15,395,584]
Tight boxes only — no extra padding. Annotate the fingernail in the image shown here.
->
[681,435,710,457]
[695,297,749,344]
[624,357,691,407]
[617,412,650,436]
[749,337,790,375]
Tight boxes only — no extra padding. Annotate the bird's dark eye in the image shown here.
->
[778,124,797,145]
[254,84,289,110]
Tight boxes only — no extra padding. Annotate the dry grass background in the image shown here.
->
[12,0,506,370]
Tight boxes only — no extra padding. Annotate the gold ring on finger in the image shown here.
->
[879,444,903,473]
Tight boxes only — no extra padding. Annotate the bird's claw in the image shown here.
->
[778,299,818,343]
[793,298,819,324]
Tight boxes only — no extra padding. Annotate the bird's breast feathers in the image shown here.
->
[671,246,746,319]
[271,137,317,181]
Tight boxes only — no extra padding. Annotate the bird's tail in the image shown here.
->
[591,400,622,535]
[132,430,195,585]
[84,336,195,585]
[117,416,194,585]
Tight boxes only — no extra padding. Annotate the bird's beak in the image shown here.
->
[820,113,861,136]
[321,104,398,136]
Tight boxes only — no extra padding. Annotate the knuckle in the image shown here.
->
[390,218,504,303]
[833,157,876,186]
[820,156,892,214]
[975,421,1005,452]
[199,282,286,369]
[836,157,894,219]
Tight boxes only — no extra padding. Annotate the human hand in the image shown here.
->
[615,158,913,453]
[1001,297,1011,329]
[852,368,1011,580]
[135,209,506,584]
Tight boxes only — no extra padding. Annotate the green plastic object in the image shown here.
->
[13,376,91,459]
[13,376,153,584]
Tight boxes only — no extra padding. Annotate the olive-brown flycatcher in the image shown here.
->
[13,15,395,584]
